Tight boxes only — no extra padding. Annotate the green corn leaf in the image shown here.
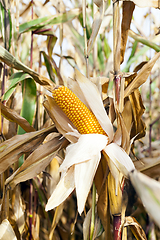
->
[3,72,31,101]
[19,16,50,34]
[41,51,55,83]
[19,8,81,34]
[17,78,36,135]
[98,37,105,73]
[47,35,57,57]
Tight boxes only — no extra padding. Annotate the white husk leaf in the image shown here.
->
[75,153,101,214]
[129,170,160,227]
[59,134,108,172]
[45,166,75,211]
[104,143,135,178]
[0,219,17,240]
[75,69,114,141]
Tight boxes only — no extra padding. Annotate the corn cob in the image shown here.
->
[52,86,107,135]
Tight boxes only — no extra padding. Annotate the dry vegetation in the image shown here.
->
[0,0,160,239]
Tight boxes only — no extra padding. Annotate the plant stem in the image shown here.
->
[29,179,33,240]
[90,182,96,240]
[113,215,122,240]
[29,2,34,239]
[82,0,89,78]
[30,1,34,69]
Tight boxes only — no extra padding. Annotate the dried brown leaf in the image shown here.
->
[133,61,148,73]
[0,125,56,174]
[129,89,146,140]
[97,179,112,239]
[113,1,121,73]
[1,102,35,133]
[11,186,25,234]
[121,99,133,138]
[0,46,55,92]
[134,155,160,179]
[114,108,131,153]
[5,135,66,189]
[120,1,135,64]
[94,155,111,237]
[124,52,160,97]
[94,0,103,8]
[124,216,147,240]
[87,4,104,55]
[108,97,116,124]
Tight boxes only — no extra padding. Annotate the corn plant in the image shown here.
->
[0,0,160,239]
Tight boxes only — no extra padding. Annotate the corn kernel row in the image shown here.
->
[52,86,106,135]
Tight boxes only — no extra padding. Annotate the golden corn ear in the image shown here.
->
[52,86,107,135]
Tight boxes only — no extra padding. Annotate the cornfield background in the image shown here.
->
[0,0,160,239]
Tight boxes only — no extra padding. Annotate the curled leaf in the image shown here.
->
[124,52,160,97]
[124,216,147,240]
[0,102,35,133]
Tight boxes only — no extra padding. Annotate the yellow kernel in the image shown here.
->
[52,86,107,136]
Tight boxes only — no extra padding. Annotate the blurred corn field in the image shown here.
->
[0,0,160,239]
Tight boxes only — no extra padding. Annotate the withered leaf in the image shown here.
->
[133,61,148,73]
[120,1,135,64]
[5,135,66,189]
[0,125,56,174]
[0,102,35,133]
[124,52,160,97]
[97,179,112,239]
[121,99,133,138]
[113,1,121,73]
[134,155,160,179]
[87,5,104,55]
[0,46,55,92]
[124,216,147,240]
[114,108,131,153]
[129,89,146,140]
